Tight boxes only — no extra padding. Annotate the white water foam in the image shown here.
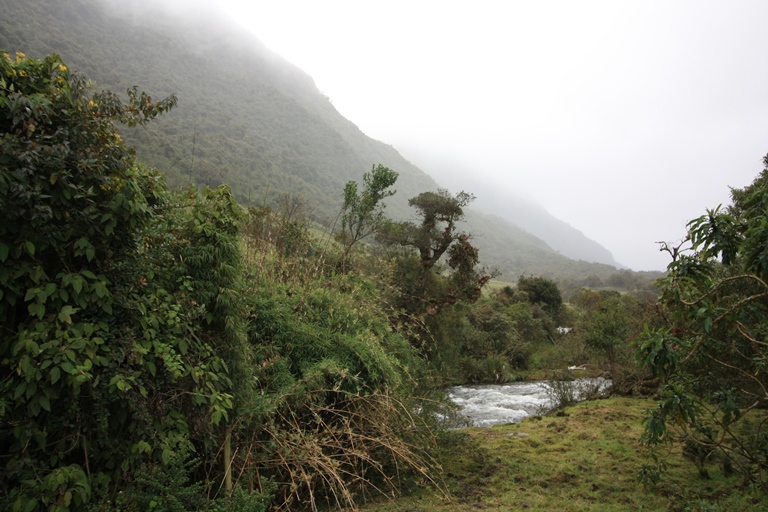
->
[446,378,610,428]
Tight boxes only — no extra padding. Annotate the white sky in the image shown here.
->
[215,0,768,271]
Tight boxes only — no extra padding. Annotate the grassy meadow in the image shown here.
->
[359,397,767,512]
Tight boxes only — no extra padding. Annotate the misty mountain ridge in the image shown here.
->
[2,0,636,282]
[397,148,621,267]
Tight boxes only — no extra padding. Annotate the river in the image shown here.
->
[444,378,611,428]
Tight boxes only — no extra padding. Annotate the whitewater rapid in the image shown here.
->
[445,378,610,428]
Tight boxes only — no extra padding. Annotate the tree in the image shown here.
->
[639,154,768,490]
[379,189,490,319]
[338,164,398,269]
[517,275,563,318]
[0,52,241,509]
[402,189,475,271]
[571,290,646,384]
[0,52,177,331]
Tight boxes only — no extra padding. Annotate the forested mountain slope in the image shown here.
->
[1,0,634,281]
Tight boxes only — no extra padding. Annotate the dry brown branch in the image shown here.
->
[736,321,768,348]
[228,391,446,510]
[678,274,768,308]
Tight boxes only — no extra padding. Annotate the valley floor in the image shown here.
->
[359,396,767,511]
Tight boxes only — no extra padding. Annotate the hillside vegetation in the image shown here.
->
[0,0,663,285]
[0,53,441,510]
[0,51,640,510]
[4,46,768,512]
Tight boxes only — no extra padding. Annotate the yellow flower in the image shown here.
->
[58,64,67,72]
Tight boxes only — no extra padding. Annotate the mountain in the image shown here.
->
[1,0,631,282]
[474,186,621,267]
[394,149,621,267]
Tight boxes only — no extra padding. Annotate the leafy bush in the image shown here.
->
[543,372,610,411]
[640,157,768,492]
[0,51,445,511]
[0,52,243,509]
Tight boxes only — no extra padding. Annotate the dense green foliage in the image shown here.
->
[640,156,768,491]
[0,53,442,511]
[516,275,564,318]
[237,242,440,508]
[0,51,252,510]
[571,289,652,390]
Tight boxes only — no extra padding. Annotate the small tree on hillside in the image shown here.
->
[338,164,398,270]
[580,292,632,378]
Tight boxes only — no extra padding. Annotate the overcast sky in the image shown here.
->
[214,0,768,271]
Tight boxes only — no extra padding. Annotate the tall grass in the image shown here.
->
[228,208,447,510]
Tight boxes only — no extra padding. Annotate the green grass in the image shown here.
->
[358,397,767,511]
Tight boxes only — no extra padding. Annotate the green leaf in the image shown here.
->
[0,243,8,262]
[24,240,35,256]
[39,396,50,412]
[58,305,75,324]
[14,381,27,400]
[24,288,37,301]
[132,440,151,454]
[94,281,107,298]
[27,302,45,319]
[50,366,61,384]
[23,498,38,512]
[60,362,76,374]
[20,357,34,378]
